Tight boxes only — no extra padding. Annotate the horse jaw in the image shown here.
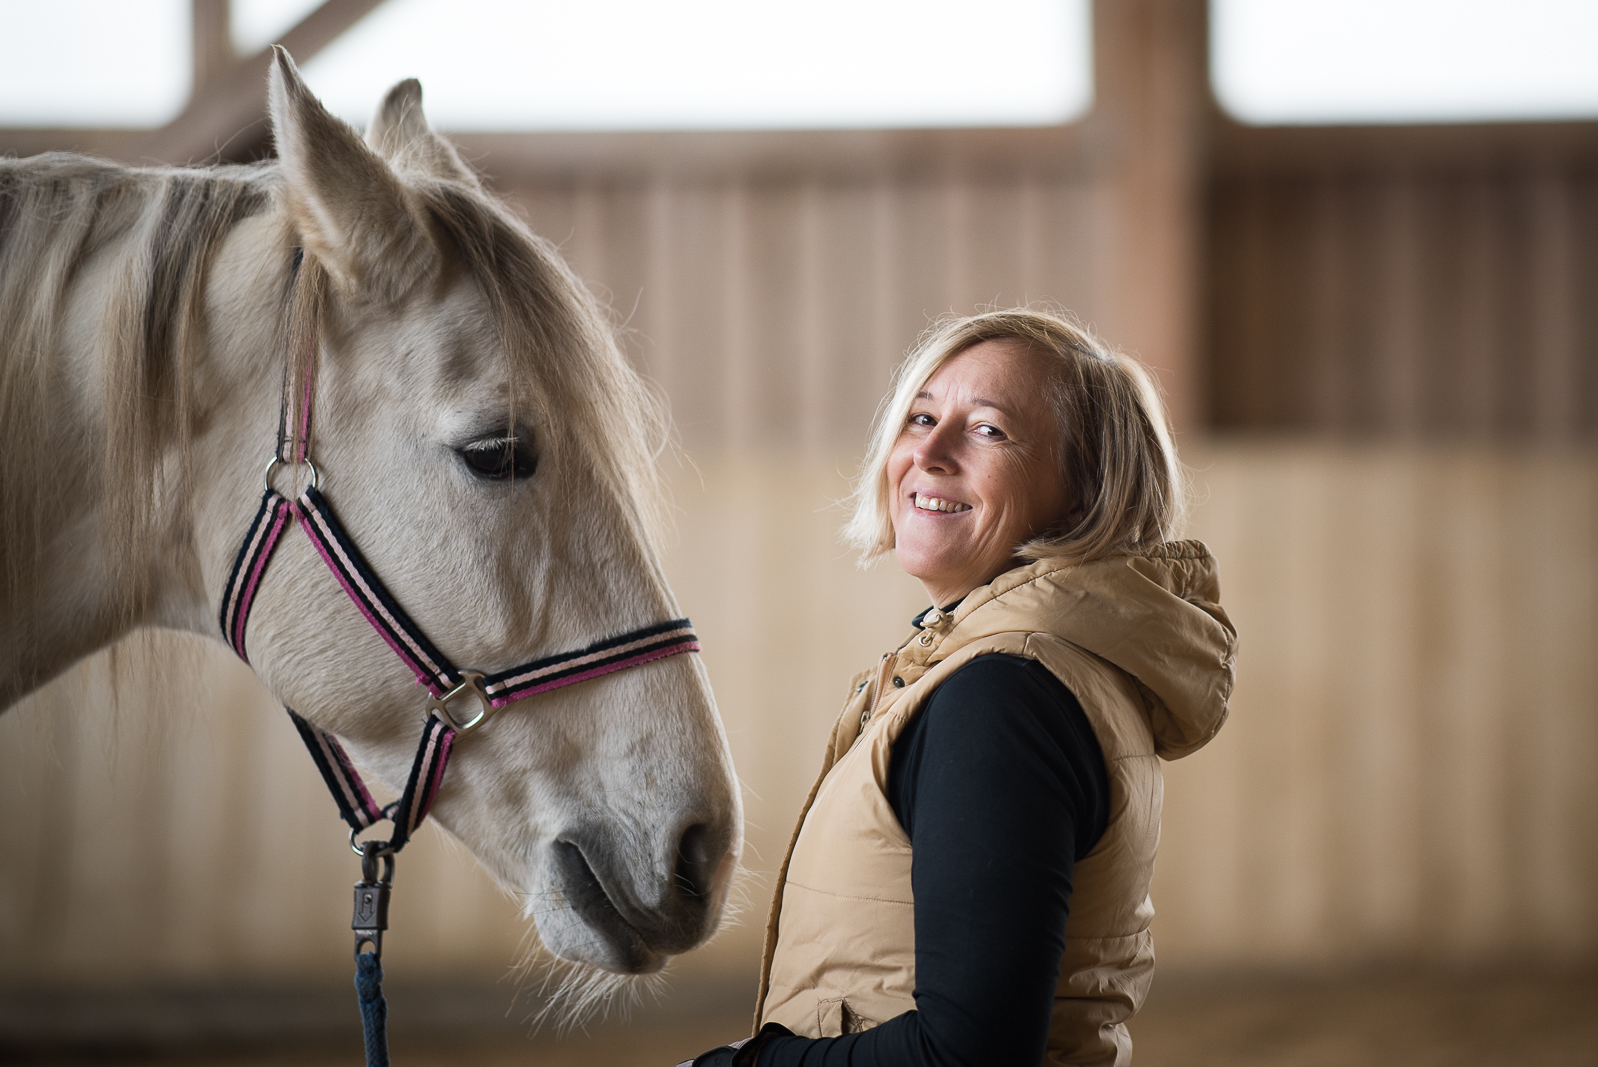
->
[423,651,743,976]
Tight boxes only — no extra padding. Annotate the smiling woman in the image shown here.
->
[848,312,1184,575]
[683,309,1237,1067]
[885,341,1071,607]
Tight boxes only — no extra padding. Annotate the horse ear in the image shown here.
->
[267,47,438,301]
[365,78,482,188]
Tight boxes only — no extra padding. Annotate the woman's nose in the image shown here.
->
[913,423,958,472]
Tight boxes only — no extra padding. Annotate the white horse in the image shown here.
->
[0,50,741,987]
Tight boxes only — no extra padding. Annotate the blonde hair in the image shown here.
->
[843,307,1185,566]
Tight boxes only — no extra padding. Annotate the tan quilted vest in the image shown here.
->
[755,543,1236,1065]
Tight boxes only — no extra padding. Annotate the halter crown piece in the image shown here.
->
[216,250,700,1067]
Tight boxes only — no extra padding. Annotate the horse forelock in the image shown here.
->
[416,182,673,553]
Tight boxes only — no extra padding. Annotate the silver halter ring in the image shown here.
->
[264,454,321,494]
[349,827,396,859]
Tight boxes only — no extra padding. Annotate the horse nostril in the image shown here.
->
[675,823,717,901]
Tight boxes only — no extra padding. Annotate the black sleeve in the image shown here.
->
[755,654,1109,1067]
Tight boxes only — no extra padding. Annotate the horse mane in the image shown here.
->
[0,154,274,615]
[0,151,668,621]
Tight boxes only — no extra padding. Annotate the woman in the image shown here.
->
[687,309,1235,1066]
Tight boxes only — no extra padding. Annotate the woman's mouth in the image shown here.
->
[913,493,971,514]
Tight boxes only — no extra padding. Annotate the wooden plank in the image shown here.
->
[1306,177,1350,431]
[1214,118,1598,178]
[1529,173,1580,438]
[453,125,1096,188]
[1373,175,1424,434]
[1504,453,1598,952]
[1332,451,1426,948]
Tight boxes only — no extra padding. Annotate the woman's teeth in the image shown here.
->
[915,494,970,513]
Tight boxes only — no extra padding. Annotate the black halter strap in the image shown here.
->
[218,249,700,856]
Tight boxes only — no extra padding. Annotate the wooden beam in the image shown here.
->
[141,0,390,163]
[450,125,1101,187]
[1085,0,1212,436]
[0,0,388,164]
[191,0,234,94]
[1214,118,1598,177]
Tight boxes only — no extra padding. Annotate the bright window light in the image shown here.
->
[1213,0,1598,125]
[0,0,190,127]
[232,0,325,55]
[299,0,1092,131]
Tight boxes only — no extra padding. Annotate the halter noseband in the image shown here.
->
[216,251,700,871]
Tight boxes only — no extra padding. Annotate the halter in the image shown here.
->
[217,251,700,1066]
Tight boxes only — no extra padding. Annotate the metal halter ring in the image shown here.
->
[350,827,396,858]
[427,672,497,734]
[263,454,321,494]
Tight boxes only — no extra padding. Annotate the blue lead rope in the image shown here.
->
[355,951,390,1067]
[352,842,394,1067]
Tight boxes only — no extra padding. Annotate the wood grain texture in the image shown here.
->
[3,443,1595,981]
[1208,165,1598,439]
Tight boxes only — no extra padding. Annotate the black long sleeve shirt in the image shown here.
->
[745,651,1110,1067]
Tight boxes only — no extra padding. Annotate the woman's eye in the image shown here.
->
[909,412,935,427]
[974,423,1006,439]
[458,437,537,481]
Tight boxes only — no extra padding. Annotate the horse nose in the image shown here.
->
[674,822,726,902]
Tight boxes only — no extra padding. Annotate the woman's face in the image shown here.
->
[887,339,1069,607]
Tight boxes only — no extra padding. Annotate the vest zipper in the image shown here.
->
[864,653,898,724]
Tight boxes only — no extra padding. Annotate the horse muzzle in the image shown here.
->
[548,819,735,974]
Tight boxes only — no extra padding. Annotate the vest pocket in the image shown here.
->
[817,997,880,1037]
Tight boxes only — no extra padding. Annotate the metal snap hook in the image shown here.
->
[352,839,393,960]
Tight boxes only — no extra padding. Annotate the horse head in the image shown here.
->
[174,56,741,977]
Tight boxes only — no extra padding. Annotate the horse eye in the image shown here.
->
[458,437,537,481]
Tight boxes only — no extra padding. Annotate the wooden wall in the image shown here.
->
[1165,441,1598,966]
[3,0,1596,996]
[5,443,1594,984]
[1209,125,1598,438]
[510,172,1109,451]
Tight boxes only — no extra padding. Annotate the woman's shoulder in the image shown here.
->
[892,652,1109,850]
[931,651,1076,717]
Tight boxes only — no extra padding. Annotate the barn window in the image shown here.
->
[0,0,190,127]
[294,0,1094,131]
[1213,0,1598,125]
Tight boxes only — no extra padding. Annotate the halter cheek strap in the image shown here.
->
[217,251,700,857]
[217,478,701,852]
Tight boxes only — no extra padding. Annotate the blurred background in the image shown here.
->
[2,1,1596,1064]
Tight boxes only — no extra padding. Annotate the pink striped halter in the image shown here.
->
[216,252,700,949]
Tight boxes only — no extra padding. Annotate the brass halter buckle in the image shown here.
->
[427,671,496,733]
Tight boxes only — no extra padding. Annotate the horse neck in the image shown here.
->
[0,159,283,709]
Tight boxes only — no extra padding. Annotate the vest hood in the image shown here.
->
[938,539,1236,760]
